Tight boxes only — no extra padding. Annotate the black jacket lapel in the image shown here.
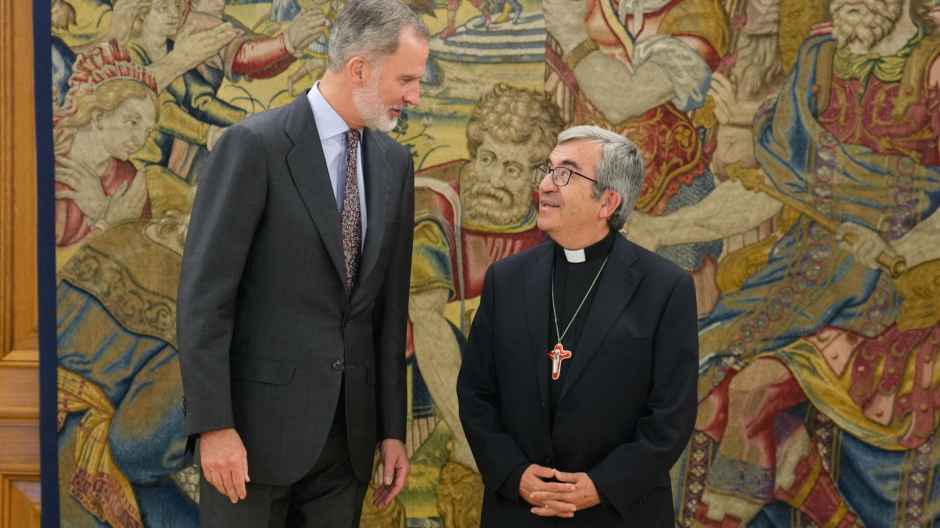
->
[356,128,391,291]
[559,235,642,402]
[284,92,348,289]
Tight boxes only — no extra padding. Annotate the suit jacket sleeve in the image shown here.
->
[373,154,415,442]
[177,123,268,437]
[457,265,531,493]
[586,272,698,518]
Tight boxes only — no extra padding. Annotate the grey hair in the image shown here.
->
[327,0,430,72]
[557,125,645,230]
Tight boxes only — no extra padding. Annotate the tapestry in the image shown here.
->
[43,0,940,525]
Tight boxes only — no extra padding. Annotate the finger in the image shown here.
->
[220,471,239,503]
[389,466,408,498]
[541,481,576,493]
[55,156,78,170]
[529,465,555,479]
[530,503,575,517]
[231,469,247,500]
[115,181,129,197]
[531,506,559,517]
[835,224,856,239]
[176,23,196,39]
[529,491,567,502]
[206,468,226,496]
[55,190,77,200]
[383,457,395,486]
[54,170,79,186]
[553,470,578,483]
[372,486,393,509]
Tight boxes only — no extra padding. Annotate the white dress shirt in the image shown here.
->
[307,81,367,245]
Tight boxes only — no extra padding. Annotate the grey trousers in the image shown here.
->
[198,388,368,528]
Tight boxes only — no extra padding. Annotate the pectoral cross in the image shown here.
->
[548,344,572,381]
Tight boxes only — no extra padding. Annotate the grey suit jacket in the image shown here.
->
[177,91,414,485]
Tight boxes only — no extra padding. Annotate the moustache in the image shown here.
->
[469,182,514,205]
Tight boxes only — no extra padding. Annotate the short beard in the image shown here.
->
[831,0,902,49]
[462,170,533,227]
[352,65,403,133]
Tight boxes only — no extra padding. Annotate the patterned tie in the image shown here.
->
[342,129,362,293]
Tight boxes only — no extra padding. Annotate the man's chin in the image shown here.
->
[367,115,399,133]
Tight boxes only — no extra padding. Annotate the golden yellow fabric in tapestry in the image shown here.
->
[659,0,731,57]
[411,219,455,298]
[58,367,143,528]
[771,336,940,451]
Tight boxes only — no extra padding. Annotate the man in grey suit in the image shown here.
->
[177,2,429,526]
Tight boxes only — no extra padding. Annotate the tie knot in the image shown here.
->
[345,129,361,146]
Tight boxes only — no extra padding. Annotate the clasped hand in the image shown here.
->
[520,465,601,518]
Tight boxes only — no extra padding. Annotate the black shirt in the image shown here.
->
[498,229,616,502]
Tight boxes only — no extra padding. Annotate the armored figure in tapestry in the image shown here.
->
[628,0,940,525]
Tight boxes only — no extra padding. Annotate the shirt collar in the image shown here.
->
[553,229,616,263]
[307,80,361,141]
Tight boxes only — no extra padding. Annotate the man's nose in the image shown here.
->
[538,172,558,194]
[403,83,420,106]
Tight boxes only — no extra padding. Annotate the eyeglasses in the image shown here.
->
[534,164,598,187]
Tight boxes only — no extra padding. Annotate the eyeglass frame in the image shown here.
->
[534,164,598,187]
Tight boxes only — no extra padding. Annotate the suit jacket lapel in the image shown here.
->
[559,235,642,402]
[524,243,553,425]
[357,128,391,290]
[284,92,347,289]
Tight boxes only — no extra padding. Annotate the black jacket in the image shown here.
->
[457,235,698,526]
[177,91,414,485]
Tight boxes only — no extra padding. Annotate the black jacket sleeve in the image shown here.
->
[177,123,267,437]
[586,272,699,518]
[373,154,415,442]
[457,265,532,494]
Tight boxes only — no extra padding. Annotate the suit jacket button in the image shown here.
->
[332,359,343,370]
[344,320,350,327]
[545,457,552,466]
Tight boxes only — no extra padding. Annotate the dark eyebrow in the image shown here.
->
[398,74,422,81]
[558,159,581,171]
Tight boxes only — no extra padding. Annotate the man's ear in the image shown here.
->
[347,57,371,86]
[599,190,622,220]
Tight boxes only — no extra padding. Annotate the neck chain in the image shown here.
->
[551,255,609,345]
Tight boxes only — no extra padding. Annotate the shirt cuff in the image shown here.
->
[498,463,532,501]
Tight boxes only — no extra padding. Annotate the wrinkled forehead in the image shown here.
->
[548,140,602,172]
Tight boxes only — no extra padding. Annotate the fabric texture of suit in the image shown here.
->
[457,234,698,527]
[177,90,414,488]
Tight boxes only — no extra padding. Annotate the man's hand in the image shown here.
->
[55,156,109,221]
[836,222,896,270]
[520,465,576,518]
[531,471,601,511]
[285,9,327,53]
[171,23,238,71]
[200,427,249,504]
[373,439,410,509]
[709,73,763,127]
[104,170,148,226]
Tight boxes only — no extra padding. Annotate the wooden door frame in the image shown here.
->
[0,0,52,525]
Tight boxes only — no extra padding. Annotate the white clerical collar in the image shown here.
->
[563,248,586,263]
